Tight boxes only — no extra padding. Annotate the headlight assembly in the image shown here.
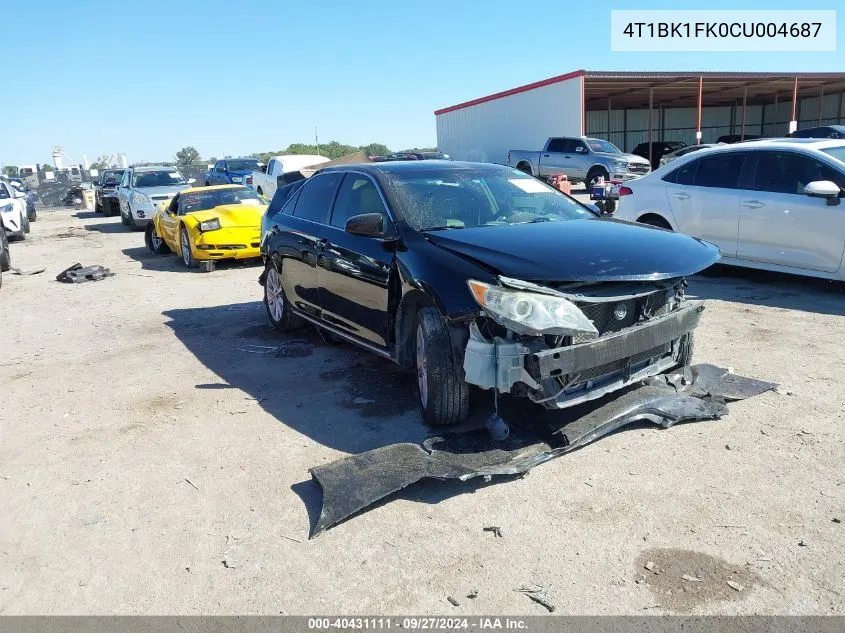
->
[133,192,149,205]
[467,280,599,338]
[611,160,627,169]
[198,218,221,232]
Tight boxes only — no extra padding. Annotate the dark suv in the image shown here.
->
[788,125,845,139]
[95,168,126,216]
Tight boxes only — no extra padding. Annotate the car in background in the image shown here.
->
[613,138,845,281]
[252,155,329,199]
[659,143,718,167]
[6,178,37,222]
[788,125,845,140]
[0,179,29,241]
[94,168,126,216]
[508,136,651,188]
[716,134,762,144]
[117,165,195,229]
[632,141,687,170]
[205,158,263,187]
[146,184,268,271]
[259,160,718,426]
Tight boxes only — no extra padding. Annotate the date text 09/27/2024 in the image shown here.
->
[622,22,822,39]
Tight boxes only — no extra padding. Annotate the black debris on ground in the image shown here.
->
[56,263,115,284]
[483,526,503,538]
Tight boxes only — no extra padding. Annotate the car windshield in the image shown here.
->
[226,159,260,172]
[133,170,187,187]
[820,146,845,164]
[389,168,594,231]
[587,139,621,153]
[180,187,265,213]
[102,170,124,183]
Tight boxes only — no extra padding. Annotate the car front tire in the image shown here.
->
[263,260,303,331]
[415,306,470,426]
[179,226,197,268]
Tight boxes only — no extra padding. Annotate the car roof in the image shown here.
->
[132,165,179,172]
[318,160,513,177]
[723,138,845,150]
[180,184,248,195]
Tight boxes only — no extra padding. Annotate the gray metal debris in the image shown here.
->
[308,365,776,537]
[56,263,115,284]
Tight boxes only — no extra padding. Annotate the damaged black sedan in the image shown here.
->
[259,161,720,426]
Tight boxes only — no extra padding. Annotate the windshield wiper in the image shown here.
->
[421,225,465,231]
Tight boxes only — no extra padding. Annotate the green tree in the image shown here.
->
[401,147,437,153]
[42,164,54,172]
[175,146,200,166]
[2,166,18,177]
[361,143,391,157]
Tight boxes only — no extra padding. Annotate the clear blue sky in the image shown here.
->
[2,0,841,165]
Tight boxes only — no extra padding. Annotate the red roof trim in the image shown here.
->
[434,69,586,116]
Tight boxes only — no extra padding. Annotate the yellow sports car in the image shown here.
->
[145,184,268,270]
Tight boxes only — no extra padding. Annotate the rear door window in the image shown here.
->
[291,172,343,223]
[693,153,746,189]
[546,138,568,152]
[664,159,699,185]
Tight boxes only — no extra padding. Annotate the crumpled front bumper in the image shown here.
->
[464,300,705,409]
[193,227,262,260]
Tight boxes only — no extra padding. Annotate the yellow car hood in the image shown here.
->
[186,203,266,228]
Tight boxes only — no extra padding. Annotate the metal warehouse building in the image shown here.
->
[435,70,845,165]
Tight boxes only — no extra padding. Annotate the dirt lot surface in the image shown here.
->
[1,208,843,615]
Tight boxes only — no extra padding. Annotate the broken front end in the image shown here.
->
[462,276,703,409]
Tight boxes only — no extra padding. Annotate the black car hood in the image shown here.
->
[422,218,720,282]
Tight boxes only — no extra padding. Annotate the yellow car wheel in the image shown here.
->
[180,226,197,268]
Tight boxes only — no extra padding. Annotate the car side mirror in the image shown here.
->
[804,180,841,204]
[586,203,602,214]
[345,213,388,237]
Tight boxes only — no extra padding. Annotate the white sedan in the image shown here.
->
[0,179,29,241]
[613,139,845,281]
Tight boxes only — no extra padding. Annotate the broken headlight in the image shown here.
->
[198,218,221,232]
[467,280,599,338]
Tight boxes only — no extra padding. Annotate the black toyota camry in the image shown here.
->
[259,161,720,426]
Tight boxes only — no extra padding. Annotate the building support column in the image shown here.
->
[696,77,703,144]
[818,84,825,125]
[790,77,799,134]
[623,109,628,152]
[607,97,612,142]
[648,88,654,165]
[838,91,844,125]
[740,86,748,141]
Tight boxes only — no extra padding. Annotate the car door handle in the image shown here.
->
[315,238,328,251]
[741,200,765,209]
[671,193,691,200]
[543,154,550,157]
[334,259,361,273]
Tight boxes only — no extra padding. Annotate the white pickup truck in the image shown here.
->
[251,155,329,198]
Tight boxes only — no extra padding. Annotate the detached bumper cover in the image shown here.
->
[308,364,776,537]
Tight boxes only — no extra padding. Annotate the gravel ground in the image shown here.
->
[0,208,843,615]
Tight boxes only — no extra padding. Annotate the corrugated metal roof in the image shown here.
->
[435,70,845,115]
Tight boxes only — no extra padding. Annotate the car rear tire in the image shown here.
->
[637,215,672,230]
[263,261,303,331]
[145,224,170,255]
[0,230,11,272]
[95,200,102,213]
[256,186,264,196]
[180,226,197,268]
[415,306,470,427]
[22,215,30,234]
[121,206,130,225]
[28,208,36,222]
